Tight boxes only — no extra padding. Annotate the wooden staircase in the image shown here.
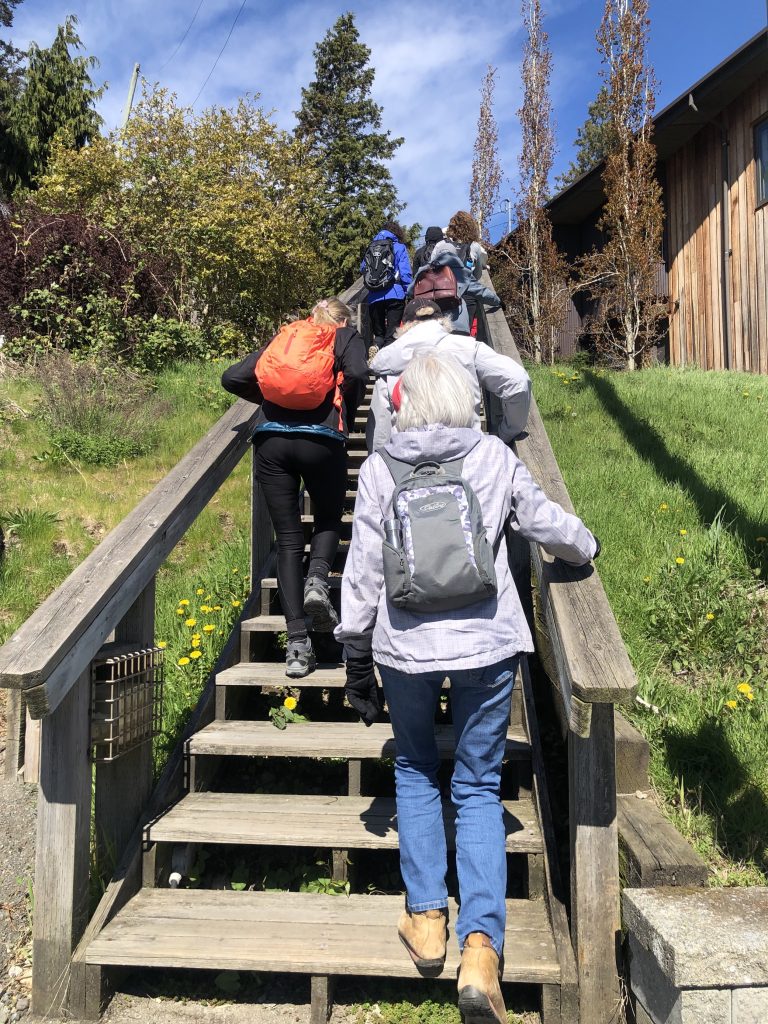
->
[82,383,572,1021]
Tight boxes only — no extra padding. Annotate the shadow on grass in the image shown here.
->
[586,372,768,572]
[661,716,768,876]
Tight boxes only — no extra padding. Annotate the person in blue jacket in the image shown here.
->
[361,222,413,354]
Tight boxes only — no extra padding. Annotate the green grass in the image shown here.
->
[0,358,251,766]
[529,362,768,884]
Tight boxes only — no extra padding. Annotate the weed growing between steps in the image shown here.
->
[530,362,768,884]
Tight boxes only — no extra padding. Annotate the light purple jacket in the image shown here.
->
[335,425,598,674]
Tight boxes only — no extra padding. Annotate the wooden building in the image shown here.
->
[547,29,768,372]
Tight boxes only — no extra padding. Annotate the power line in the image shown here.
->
[160,0,206,72]
[191,0,248,107]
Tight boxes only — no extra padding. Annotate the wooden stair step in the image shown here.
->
[216,661,446,690]
[188,721,530,760]
[302,514,354,525]
[85,889,559,983]
[145,793,543,854]
[262,576,341,591]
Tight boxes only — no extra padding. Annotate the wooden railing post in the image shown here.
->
[94,578,156,878]
[569,702,621,1023]
[32,668,92,1016]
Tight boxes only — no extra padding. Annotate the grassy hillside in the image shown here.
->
[0,359,251,766]
[530,363,768,884]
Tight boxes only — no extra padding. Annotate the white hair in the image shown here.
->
[395,353,475,431]
[394,315,454,338]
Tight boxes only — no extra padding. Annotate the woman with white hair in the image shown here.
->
[336,353,599,1024]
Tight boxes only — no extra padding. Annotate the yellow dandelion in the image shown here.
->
[742,391,750,397]
[157,641,167,649]
[176,608,184,615]
[737,683,753,695]
[179,599,190,607]
[185,618,197,628]
[191,633,201,640]
[706,613,715,621]
[191,638,201,648]
[679,529,688,536]
[746,692,755,701]
[196,588,205,595]
[659,503,669,511]
[232,568,239,574]
[200,605,211,613]
[283,696,298,711]
[213,605,222,611]
[178,657,190,666]
[231,600,241,608]
[190,650,203,660]
[675,557,685,565]
[203,624,215,633]
[725,700,737,709]
[643,576,651,583]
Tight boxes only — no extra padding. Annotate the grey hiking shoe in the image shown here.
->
[285,636,316,679]
[303,575,339,632]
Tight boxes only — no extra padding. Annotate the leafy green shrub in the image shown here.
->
[33,351,167,466]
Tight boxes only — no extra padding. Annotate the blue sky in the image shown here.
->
[8,0,767,240]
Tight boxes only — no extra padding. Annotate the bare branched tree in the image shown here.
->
[494,0,568,364]
[470,65,502,243]
[582,0,665,369]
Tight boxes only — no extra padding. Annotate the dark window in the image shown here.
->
[757,118,768,206]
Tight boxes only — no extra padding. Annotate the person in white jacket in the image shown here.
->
[367,297,531,451]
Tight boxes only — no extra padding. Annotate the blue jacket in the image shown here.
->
[361,230,413,304]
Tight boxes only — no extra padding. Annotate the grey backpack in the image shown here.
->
[379,451,498,614]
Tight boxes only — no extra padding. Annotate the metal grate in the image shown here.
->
[91,644,164,762]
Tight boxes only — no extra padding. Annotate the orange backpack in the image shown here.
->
[256,319,339,410]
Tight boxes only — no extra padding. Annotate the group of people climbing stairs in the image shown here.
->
[81,273,602,1024]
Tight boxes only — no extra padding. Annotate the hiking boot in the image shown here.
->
[397,908,447,974]
[303,576,339,632]
[457,933,506,1024]
[285,636,316,678]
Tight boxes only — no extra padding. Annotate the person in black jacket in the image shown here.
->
[221,298,368,678]
[412,226,444,277]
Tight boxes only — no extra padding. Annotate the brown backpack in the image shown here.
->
[412,265,461,310]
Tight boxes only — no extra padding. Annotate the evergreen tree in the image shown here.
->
[295,13,404,292]
[5,15,103,193]
[554,86,615,191]
[0,0,24,198]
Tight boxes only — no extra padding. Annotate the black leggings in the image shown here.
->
[369,299,405,348]
[253,434,347,637]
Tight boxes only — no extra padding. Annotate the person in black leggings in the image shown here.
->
[221,298,368,677]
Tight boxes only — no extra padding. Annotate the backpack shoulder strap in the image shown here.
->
[377,449,413,486]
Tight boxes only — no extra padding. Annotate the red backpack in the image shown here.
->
[256,319,340,410]
[413,265,461,310]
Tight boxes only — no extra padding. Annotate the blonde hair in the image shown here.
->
[311,298,352,326]
[396,353,475,431]
[447,210,480,244]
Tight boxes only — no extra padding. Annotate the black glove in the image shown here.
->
[345,654,381,727]
[592,536,601,559]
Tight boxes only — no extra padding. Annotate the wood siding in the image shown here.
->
[667,73,768,372]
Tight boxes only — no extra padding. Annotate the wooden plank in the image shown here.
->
[94,580,156,883]
[32,669,92,1016]
[520,660,579,1024]
[569,702,621,1024]
[145,792,543,854]
[85,890,560,984]
[189,721,530,761]
[3,688,24,781]
[614,712,650,795]
[22,709,41,784]
[617,794,708,888]
[481,299,637,708]
[0,399,259,717]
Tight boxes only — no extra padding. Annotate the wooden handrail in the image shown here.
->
[479,291,637,727]
[0,399,259,718]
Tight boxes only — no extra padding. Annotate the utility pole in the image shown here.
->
[503,197,512,236]
[120,63,141,140]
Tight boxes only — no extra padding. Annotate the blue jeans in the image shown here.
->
[379,656,519,956]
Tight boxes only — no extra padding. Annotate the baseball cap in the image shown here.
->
[402,298,442,322]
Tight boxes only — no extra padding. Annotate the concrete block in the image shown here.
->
[623,887,768,987]
[732,987,768,1024]
[628,936,731,1024]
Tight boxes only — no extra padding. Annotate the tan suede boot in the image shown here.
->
[457,932,507,1023]
[397,908,447,972]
